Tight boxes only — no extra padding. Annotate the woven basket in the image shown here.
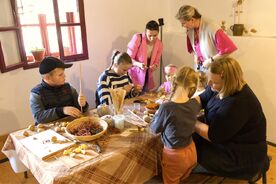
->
[65,116,108,141]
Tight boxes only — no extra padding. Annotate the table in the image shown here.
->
[2,107,162,184]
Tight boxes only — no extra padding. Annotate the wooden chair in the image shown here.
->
[247,155,271,184]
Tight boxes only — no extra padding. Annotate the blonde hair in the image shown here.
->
[210,57,246,98]
[164,64,177,74]
[197,71,207,89]
[165,64,177,69]
[170,66,198,99]
[175,5,202,21]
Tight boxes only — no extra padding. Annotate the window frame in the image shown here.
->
[0,0,88,73]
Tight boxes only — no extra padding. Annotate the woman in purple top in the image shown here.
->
[176,5,237,71]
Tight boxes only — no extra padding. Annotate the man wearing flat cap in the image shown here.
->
[30,57,89,125]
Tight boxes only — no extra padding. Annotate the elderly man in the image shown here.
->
[30,57,88,125]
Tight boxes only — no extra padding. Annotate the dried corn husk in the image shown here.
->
[110,88,126,115]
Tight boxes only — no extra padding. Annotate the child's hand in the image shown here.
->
[63,106,82,117]
[123,84,133,94]
[134,84,142,93]
[78,94,86,107]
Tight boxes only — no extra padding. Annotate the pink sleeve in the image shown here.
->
[186,36,194,53]
[153,40,163,66]
[215,29,237,55]
[127,33,141,59]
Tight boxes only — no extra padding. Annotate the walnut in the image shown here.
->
[37,124,44,128]
[23,131,29,137]
[28,124,35,131]
[37,128,45,133]
[51,136,58,143]
[54,127,61,132]
[143,115,151,123]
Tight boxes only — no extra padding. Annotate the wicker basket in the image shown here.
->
[65,116,108,142]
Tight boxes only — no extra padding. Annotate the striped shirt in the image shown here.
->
[96,70,137,105]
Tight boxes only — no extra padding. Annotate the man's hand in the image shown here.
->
[63,106,82,118]
[78,94,87,107]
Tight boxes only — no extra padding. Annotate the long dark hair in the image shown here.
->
[145,20,159,32]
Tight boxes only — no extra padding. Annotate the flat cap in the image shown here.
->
[39,57,72,74]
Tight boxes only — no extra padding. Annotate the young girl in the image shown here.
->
[158,64,177,94]
[193,71,207,97]
[96,50,142,106]
[150,66,201,184]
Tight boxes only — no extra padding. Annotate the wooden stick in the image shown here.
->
[127,109,146,124]
[79,63,83,113]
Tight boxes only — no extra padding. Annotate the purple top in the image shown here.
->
[159,81,172,93]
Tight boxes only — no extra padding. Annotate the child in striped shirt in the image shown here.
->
[96,50,142,106]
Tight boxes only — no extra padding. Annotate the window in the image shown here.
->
[0,0,88,73]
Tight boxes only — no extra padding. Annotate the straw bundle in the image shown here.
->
[110,88,126,115]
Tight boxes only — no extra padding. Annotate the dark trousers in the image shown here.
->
[142,58,151,92]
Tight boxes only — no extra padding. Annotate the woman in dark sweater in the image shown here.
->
[193,57,268,180]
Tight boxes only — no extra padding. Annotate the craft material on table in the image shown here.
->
[110,88,126,114]
[20,129,75,160]
[65,116,108,142]
[125,109,148,127]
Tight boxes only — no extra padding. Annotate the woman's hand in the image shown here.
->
[133,60,147,70]
[138,62,147,70]
[194,55,200,65]
[203,58,212,68]
[78,94,87,107]
[195,120,210,141]
[150,64,158,71]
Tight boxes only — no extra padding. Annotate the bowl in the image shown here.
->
[65,116,108,142]
[145,103,159,114]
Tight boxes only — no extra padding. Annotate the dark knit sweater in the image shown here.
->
[195,85,267,178]
[30,80,88,125]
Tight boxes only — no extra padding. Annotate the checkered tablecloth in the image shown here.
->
[2,123,162,184]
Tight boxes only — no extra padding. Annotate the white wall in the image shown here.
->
[232,37,276,143]
[163,0,276,143]
[166,0,276,37]
[0,0,168,135]
[1,0,276,143]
